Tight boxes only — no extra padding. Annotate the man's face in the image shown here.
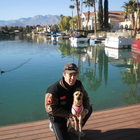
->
[63,72,77,86]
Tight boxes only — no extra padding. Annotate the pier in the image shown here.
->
[0,104,140,140]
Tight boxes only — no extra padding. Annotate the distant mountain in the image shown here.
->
[0,15,60,26]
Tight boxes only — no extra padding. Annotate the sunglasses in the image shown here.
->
[65,65,78,71]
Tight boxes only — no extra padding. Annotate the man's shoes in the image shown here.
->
[68,127,85,137]
[49,122,54,132]
[79,131,86,137]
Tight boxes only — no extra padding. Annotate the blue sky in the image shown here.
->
[0,0,129,20]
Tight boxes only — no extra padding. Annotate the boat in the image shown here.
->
[70,34,89,44]
[105,36,134,49]
[89,39,102,45]
[132,40,140,53]
[55,33,69,41]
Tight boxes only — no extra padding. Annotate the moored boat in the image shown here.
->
[132,40,140,53]
[70,34,89,44]
[70,41,88,48]
[89,39,102,45]
[105,36,134,49]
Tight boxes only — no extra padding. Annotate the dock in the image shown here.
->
[0,104,140,140]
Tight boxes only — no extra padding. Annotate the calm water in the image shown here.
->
[0,36,140,126]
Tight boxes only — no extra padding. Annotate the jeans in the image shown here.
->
[49,106,93,140]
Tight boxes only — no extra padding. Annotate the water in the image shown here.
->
[0,36,140,126]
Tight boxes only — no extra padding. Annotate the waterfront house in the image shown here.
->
[81,11,125,31]
[32,25,51,34]
[119,7,140,31]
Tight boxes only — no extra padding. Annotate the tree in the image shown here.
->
[92,0,97,37]
[69,16,78,30]
[83,0,91,30]
[134,0,140,36]
[69,5,75,30]
[70,0,81,29]
[98,0,103,30]
[122,0,137,31]
[83,0,97,36]
[104,0,109,30]
[58,16,71,31]
[51,24,59,32]
[69,5,75,18]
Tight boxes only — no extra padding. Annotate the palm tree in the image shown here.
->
[98,0,103,30]
[69,5,75,18]
[69,5,75,30]
[123,0,137,36]
[83,0,91,30]
[92,0,97,37]
[83,0,97,36]
[134,0,140,35]
[70,0,81,30]
[104,0,109,30]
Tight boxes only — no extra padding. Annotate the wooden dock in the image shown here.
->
[0,104,140,140]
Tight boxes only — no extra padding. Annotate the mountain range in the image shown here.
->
[0,15,60,26]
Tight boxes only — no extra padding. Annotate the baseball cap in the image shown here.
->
[64,63,78,73]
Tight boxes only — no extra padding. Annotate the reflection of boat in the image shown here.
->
[51,34,58,41]
[105,47,131,59]
[132,51,140,63]
[46,35,51,39]
[105,36,134,49]
[46,32,52,39]
[132,40,140,53]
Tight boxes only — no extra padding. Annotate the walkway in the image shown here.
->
[0,104,140,140]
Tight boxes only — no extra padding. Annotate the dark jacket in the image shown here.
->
[45,77,90,119]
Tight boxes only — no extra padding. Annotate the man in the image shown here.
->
[45,63,92,140]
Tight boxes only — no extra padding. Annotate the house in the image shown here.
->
[81,12,95,30]
[108,11,124,31]
[119,5,140,30]
[32,25,51,34]
[81,11,125,31]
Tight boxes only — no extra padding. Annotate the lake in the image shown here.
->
[0,35,140,126]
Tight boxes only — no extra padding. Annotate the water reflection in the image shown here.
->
[1,35,140,126]
[121,51,140,105]
[58,40,140,107]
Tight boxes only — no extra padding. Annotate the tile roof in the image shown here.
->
[82,11,125,22]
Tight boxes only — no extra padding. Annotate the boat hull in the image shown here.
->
[132,40,140,53]
[70,37,89,43]
[105,37,134,49]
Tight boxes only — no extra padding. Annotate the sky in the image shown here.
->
[0,0,129,21]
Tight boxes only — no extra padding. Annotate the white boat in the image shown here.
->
[70,42,88,48]
[89,39,102,45]
[70,34,89,44]
[105,36,134,49]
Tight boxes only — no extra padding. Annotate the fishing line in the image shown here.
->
[0,58,32,75]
